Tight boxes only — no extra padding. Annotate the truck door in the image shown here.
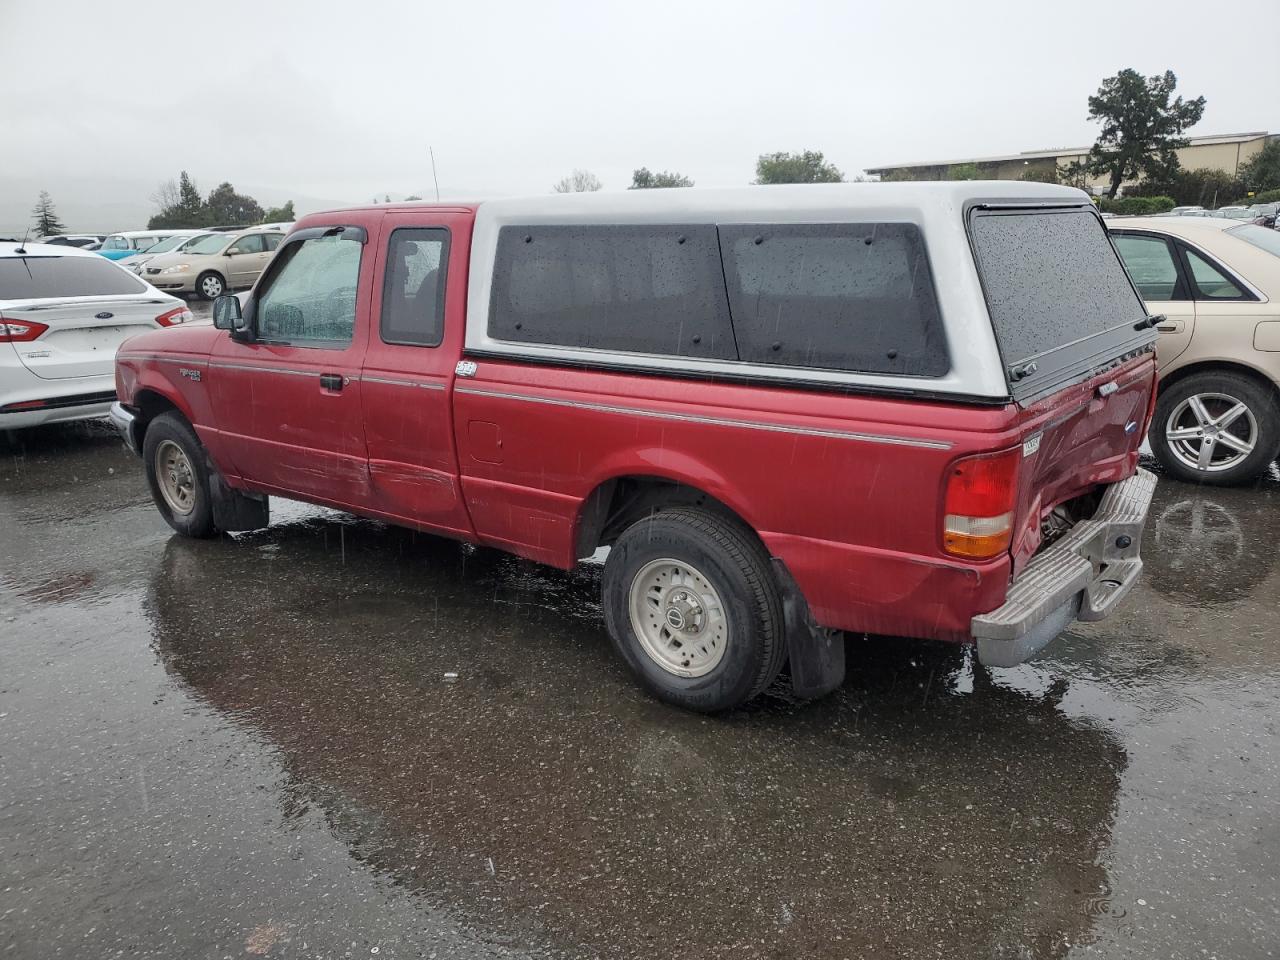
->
[207,216,380,508]
[358,210,474,537]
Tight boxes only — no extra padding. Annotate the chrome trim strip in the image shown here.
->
[206,361,319,378]
[455,387,952,449]
[116,354,207,366]
[361,375,446,391]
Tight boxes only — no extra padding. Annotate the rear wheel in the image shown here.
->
[602,508,784,712]
[143,412,217,537]
[1150,371,1280,486]
[196,271,225,300]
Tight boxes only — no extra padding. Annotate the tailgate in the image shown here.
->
[3,297,166,380]
[1008,353,1156,570]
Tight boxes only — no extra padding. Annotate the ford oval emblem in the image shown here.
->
[95,311,114,320]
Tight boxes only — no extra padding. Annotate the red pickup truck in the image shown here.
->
[112,184,1158,712]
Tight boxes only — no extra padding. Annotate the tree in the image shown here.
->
[262,200,296,222]
[1083,68,1205,198]
[945,163,982,181]
[1238,139,1280,194]
[629,167,694,189]
[204,182,264,226]
[754,151,844,184]
[1056,160,1092,192]
[552,170,603,193]
[1018,165,1059,184]
[148,171,209,229]
[31,191,64,236]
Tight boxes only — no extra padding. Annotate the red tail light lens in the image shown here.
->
[0,318,50,342]
[943,447,1021,559]
[155,306,194,327]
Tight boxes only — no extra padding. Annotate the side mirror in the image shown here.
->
[224,249,237,257]
[212,294,246,332]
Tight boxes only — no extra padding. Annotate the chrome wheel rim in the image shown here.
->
[1164,392,1258,473]
[627,558,729,678]
[201,275,222,298]
[155,440,196,516]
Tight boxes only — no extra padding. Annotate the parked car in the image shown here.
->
[1,240,194,429]
[111,183,1157,712]
[1171,206,1207,216]
[98,231,180,261]
[1246,203,1278,229]
[141,227,286,300]
[1213,206,1255,220]
[39,234,107,248]
[1109,217,1280,485]
[116,231,214,275]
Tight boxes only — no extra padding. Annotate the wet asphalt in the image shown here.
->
[2,390,1279,958]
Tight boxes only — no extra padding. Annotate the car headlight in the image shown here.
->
[162,264,191,274]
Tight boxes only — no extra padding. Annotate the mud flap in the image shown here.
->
[206,463,269,532]
[772,559,846,699]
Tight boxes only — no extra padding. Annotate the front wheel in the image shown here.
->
[602,508,785,712]
[1150,372,1280,486]
[196,271,225,301]
[142,412,217,537]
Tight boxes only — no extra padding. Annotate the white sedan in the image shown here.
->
[1,241,196,429]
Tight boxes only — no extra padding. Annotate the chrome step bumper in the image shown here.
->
[972,468,1157,668]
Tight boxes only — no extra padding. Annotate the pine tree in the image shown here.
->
[32,191,65,237]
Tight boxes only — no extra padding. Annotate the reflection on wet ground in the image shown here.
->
[2,422,1278,958]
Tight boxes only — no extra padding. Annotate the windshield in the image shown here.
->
[0,255,148,299]
[1218,209,1253,220]
[184,234,232,255]
[1227,224,1280,257]
[141,235,191,255]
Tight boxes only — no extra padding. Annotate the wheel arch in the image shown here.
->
[1159,358,1280,406]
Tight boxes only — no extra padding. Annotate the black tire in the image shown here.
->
[195,271,225,301]
[142,412,217,538]
[602,508,785,713]
[1150,371,1280,486]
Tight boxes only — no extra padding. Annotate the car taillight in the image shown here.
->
[0,318,50,342]
[943,447,1021,560]
[155,306,194,327]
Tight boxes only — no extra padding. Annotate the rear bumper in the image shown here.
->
[972,468,1157,668]
[109,401,141,455]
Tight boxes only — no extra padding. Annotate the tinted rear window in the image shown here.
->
[0,255,148,300]
[969,208,1148,395]
[489,224,736,359]
[720,223,948,376]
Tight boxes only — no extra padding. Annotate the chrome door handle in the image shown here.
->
[319,373,344,391]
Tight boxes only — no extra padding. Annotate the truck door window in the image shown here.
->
[719,223,948,376]
[380,228,449,346]
[256,235,362,346]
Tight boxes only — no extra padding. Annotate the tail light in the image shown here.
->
[0,318,50,342]
[943,447,1021,559]
[155,306,194,327]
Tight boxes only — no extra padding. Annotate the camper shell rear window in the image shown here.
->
[968,206,1152,400]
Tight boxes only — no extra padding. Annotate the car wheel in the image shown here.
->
[143,412,217,538]
[1150,371,1280,486]
[196,271,225,301]
[602,508,785,712]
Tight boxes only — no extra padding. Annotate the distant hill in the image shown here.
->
[0,175,353,237]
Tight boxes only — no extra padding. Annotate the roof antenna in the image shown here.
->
[429,146,441,202]
[15,227,29,255]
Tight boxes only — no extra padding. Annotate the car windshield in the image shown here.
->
[141,235,191,255]
[184,234,231,255]
[0,254,148,299]
[1218,209,1253,219]
[1227,224,1280,257]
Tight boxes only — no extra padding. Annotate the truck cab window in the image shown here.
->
[381,228,449,346]
[257,235,362,346]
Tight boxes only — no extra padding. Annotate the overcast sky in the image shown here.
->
[1,0,1277,213]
